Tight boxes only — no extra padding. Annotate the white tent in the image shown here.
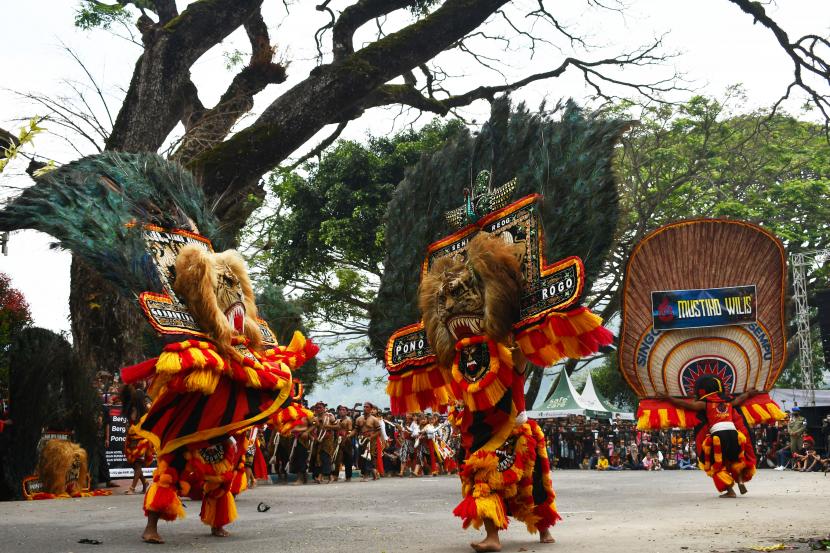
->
[579,372,635,421]
[769,388,830,409]
[527,370,612,419]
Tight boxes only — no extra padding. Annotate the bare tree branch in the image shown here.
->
[330,0,412,60]
[107,0,263,151]
[727,0,830,129]
[151,0,178,23]
[195,0,514,237]
[172,8,287,164]
[285,121,349,171]
[61,45,115,128]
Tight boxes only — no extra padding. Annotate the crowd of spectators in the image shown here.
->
[538,414,699,471]
[5,377,830,486]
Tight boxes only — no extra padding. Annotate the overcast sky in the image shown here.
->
[1,0,828,406]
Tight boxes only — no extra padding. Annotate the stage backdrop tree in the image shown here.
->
[0,1,828,476]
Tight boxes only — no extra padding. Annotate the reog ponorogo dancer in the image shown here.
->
[380,100,625,551]
[619,219,787,497]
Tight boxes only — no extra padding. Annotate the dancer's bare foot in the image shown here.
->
[211,526,230,537]
[738,483,747,495]
[124,487,136,495]
[470,537,501,552]
[540,528,556,543]
[142,513,164,544]
[719,489,737,498]
[360,476,369,482]
[141,531,164,544]
[471,520,501,552]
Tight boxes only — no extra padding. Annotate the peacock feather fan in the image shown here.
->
[0,152,223,298]
[368,97,629,360]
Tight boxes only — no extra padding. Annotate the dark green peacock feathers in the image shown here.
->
[0,152,223,297]
[368,97,628,360]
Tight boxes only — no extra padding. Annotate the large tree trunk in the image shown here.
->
[62,2,261,484]
[68,259,146,484]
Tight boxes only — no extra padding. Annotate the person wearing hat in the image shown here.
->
[788,407,807,454]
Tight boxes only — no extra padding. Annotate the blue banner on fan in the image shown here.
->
[651,285,756,331]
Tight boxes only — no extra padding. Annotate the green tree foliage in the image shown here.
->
[0,273,32,390]
[372,99,627,361]
[255,282,319,394]
[247,119,465,373]
[73,1,134,30]
[593,92,830,402]
[595,94,830,322]
[590,353,638,411]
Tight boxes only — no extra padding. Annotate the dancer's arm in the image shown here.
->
[730,388,759,407]
[662,394,705,411]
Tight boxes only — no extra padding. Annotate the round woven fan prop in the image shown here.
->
[619,219,786,398]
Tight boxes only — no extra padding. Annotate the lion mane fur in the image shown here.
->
[37,439,88,496]
[173,245,262,355]
[419,232,523,368]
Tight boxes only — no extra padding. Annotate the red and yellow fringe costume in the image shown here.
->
[454,419,557,533]
[635,394,784,492]
[449,337,560,534]
[388,308,612,536]
[123,331,317,528]
[124,426,154,467]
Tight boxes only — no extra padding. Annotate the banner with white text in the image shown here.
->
[651,285,757,331]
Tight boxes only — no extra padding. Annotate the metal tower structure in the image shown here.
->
[791,249,830,406]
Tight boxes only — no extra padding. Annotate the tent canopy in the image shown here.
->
[580,373,635,420]
[528,369,613,419]
[527,369,635,420]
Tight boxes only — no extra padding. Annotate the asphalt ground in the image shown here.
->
[1,469,828,553]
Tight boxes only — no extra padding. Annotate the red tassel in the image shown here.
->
[453,495,479,528]
[143,484,182,521]
[253,444,268,480]
[121,357,159,383]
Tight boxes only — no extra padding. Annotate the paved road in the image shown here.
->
[1,470,828,553]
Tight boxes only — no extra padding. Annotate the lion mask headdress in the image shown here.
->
[419,232,523,369]
[173,245,262,355]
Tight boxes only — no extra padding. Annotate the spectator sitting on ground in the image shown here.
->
[589,448,601,470]
[642,452,654,471]
[678,452,696,470]
[596,454,609,471]
[795,439,820,472]
[608,453,624,471]
[774,442,791,470]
